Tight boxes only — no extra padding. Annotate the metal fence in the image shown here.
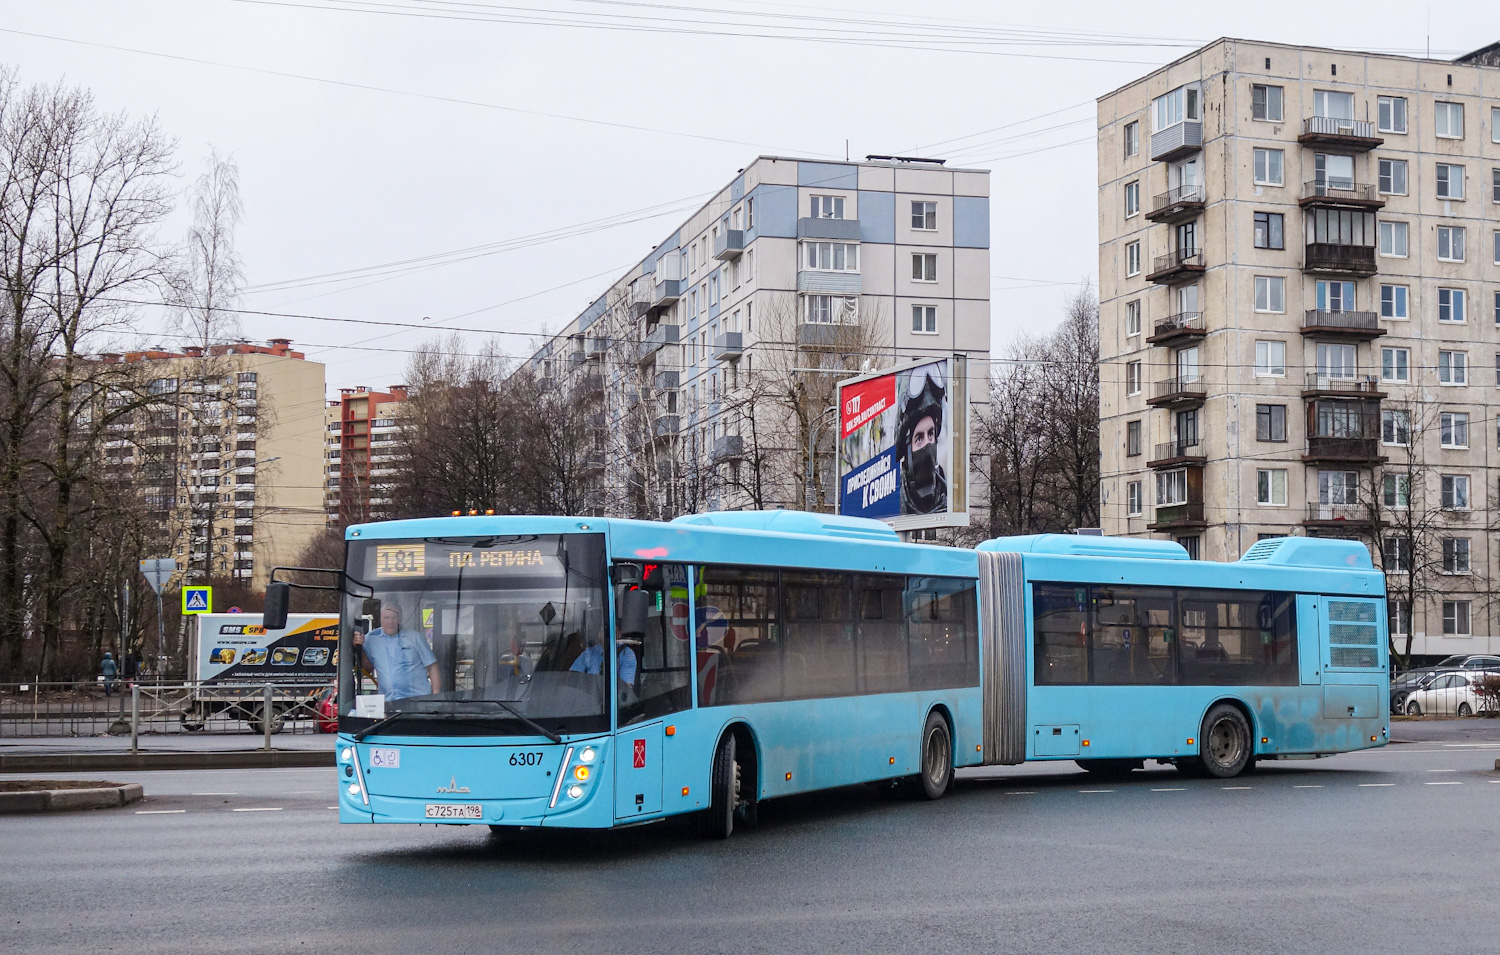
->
[0,681,332,745]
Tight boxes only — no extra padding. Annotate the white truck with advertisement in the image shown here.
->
[183,613,339,733]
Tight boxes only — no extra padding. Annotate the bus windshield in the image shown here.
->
[341,533,610,735]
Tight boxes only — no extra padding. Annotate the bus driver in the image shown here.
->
[353,604,442,701]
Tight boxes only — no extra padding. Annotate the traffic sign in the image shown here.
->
[138,558,177,595]
[182,586,212,615]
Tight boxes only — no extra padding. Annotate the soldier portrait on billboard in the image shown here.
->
[896,362,949,515]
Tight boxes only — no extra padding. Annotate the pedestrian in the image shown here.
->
[124,649,140,686]
[101,652,118,696]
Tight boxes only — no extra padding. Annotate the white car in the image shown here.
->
[1403,671,1499,717]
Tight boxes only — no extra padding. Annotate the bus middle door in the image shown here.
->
[614,721,664,821]
[1296,595,1321,685]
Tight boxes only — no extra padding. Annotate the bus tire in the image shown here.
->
[1076,758,1142,777]
[1197,704,1252,778]
[701,733,737,840]
[906,711,953,800]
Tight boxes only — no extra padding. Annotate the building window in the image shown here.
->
[1381,346,1410,382]
[911,200,937,230]
[1316,342,1356,379]
[810,195,845,219]
[1383,473,1410,508]
[1382,409,1411,446]
[1124,181,1139,218]
[1440,475,1469,510]
[1380,285,1409,320]
[1254,340,1286,377]
[1152,85,1200,131]
[1383,536,1411,573]
[1441,414,1470,449]
[1389,600,1411,636]
[1442,538,1471,574]
[1316,279,1355,313]
[1125,241,1140,277]
[1313,89,1354,120]
[1318,470,1359,505]
[803,241,859,271]
[1494,230,1500,265]
[1253,148,1284,186]
[1378,221,1408,257]
[1438,350,1468,385]
[1257,469,1287,506]
[1435,101,1464,139]
[1377,96,1407,134]
[1436,163,1465,200]
[1494,106,1500,143]
[1256,404,1286,442]
[911,253,937,282]
[1176,535,1200,560]
[1125,361,1142,396]
[745,197,754,229]
[911,305,937,334]
[1437,225,1466,262]
[1438,287,1466,323]
[1126,480,1143,516]
[1253,275,1284,313]
[1378,158,1407,195]
[1253,212,1284,249]
[1443,600,1471,636]
[805,295,858,324]
[1156,468,1187,505]
[1123,120,1139,158]
[1125,299,1141,337]
[1251,83,1283,122]
[1126,419,1141,455]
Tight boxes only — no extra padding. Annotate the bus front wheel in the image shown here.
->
[701,733,739,840]
[904,711,953,800]
[1196,704,1252,778]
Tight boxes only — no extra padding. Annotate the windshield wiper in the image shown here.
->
[353,701,563,744]
[353,711,451,741]
[471,699,563,744]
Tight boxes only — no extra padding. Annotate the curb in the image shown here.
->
[0,783,143,814]
[0,750,333,774]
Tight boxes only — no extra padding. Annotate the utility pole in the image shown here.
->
[805,405,839,512]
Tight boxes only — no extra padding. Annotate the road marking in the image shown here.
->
[193,792,238,796]
[1150,787,1186,792]
[1427,769,1458,773]
[1425,781,1463,786]
[1222,786,1252,790]
[1292,785,1324,789]
[231,807,284,812]
[1442,743,1500,749]
[1077,789,1114,794]
[1004,791,1035,795]
[136,810,186,814]
[327,806,340,810]
[1358,783,1396,787]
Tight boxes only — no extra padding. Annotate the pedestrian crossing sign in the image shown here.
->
[182,586,212,615]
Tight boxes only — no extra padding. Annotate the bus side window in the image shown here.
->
[907,577,978,690]
[698,566,781,705]
[1090,586,1174,686]
[1033,584,1089,685]
[857,575,907,693]
[782,570,855,699]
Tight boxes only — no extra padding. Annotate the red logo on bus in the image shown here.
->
[632,738,646,769]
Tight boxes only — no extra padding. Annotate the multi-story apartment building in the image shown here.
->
[529,154,991,532]
[324,385,408,527]
[104,339,327,591]
[1099,38,1500,658]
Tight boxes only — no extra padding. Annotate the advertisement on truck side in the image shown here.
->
[194,614,339,686]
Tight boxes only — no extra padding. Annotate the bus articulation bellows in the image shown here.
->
[306,510,1387,837]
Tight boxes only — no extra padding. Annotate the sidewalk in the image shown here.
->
[0,732,333,773]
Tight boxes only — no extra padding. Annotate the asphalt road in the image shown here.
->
[5,723,1499,955]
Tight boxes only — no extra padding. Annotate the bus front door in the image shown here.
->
[614,721,664,821]
[1297,595,1322,685]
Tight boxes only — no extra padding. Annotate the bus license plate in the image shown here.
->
[424,803,482,820]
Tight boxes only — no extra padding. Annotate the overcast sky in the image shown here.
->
[0,0,1476,393]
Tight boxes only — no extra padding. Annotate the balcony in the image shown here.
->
[1147,501,1206,531]
[575,373,604,402]
[1145,184,1206,224]
[639,322,680,363]
[1304,502,1374,529]
[1147,311,1205,345]
[585,336,607,359]
[1301,374,1384,399]
[1147,375,1207,408]
[713,230,745,260]
[713,332,743,361]
[1150,120,1202,162]
[1303,435,1383,464]
[652,277,685,307]
[1297,116,1382,152]
[1303,243,1376,275]
[1301,310,1385,340]
[1299,180,1384,209]
[1146,248,1205,285]
[712,435,744,461]
[796,217,861,241]
[652,413,680,439]
[1147,436,1206,469]
[653,369,679,392]
[798,322,851,350]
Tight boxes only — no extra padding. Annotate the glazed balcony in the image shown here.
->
[1146,248,1205,285]
[1147,311,1205,345]
[1297,116,1382,152]
[1301,310,1385,340]
[1145,184,1206,224]
[1150,120,1202,162]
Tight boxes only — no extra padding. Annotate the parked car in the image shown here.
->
[1435,654,1500,671]
[315,684,337,734]
[1403,671,1499,717]
[1392,655,1500,711]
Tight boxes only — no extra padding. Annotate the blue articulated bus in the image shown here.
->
[319,511,1387,837]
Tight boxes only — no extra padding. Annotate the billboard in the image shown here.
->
[193,614,340,686]
[838,356,968,531]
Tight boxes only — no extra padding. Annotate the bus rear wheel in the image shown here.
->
[701,733,739,840]
[1197,704,1252,778]
[904,711,953,800]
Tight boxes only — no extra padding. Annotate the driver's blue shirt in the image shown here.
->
[361,627,436,701]
[570,644,637,683]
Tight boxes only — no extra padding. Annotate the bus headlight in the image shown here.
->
[567,785,583,799]
[347,784,360,796]
[341,747,352,761]
[574,765,590,781]
[580,747,596,764]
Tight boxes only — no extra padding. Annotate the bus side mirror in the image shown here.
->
[619,589,651,640]
[264,582,290,630]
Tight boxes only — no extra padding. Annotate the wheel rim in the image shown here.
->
[925,725,950,788]
[1208,717,1242,767]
